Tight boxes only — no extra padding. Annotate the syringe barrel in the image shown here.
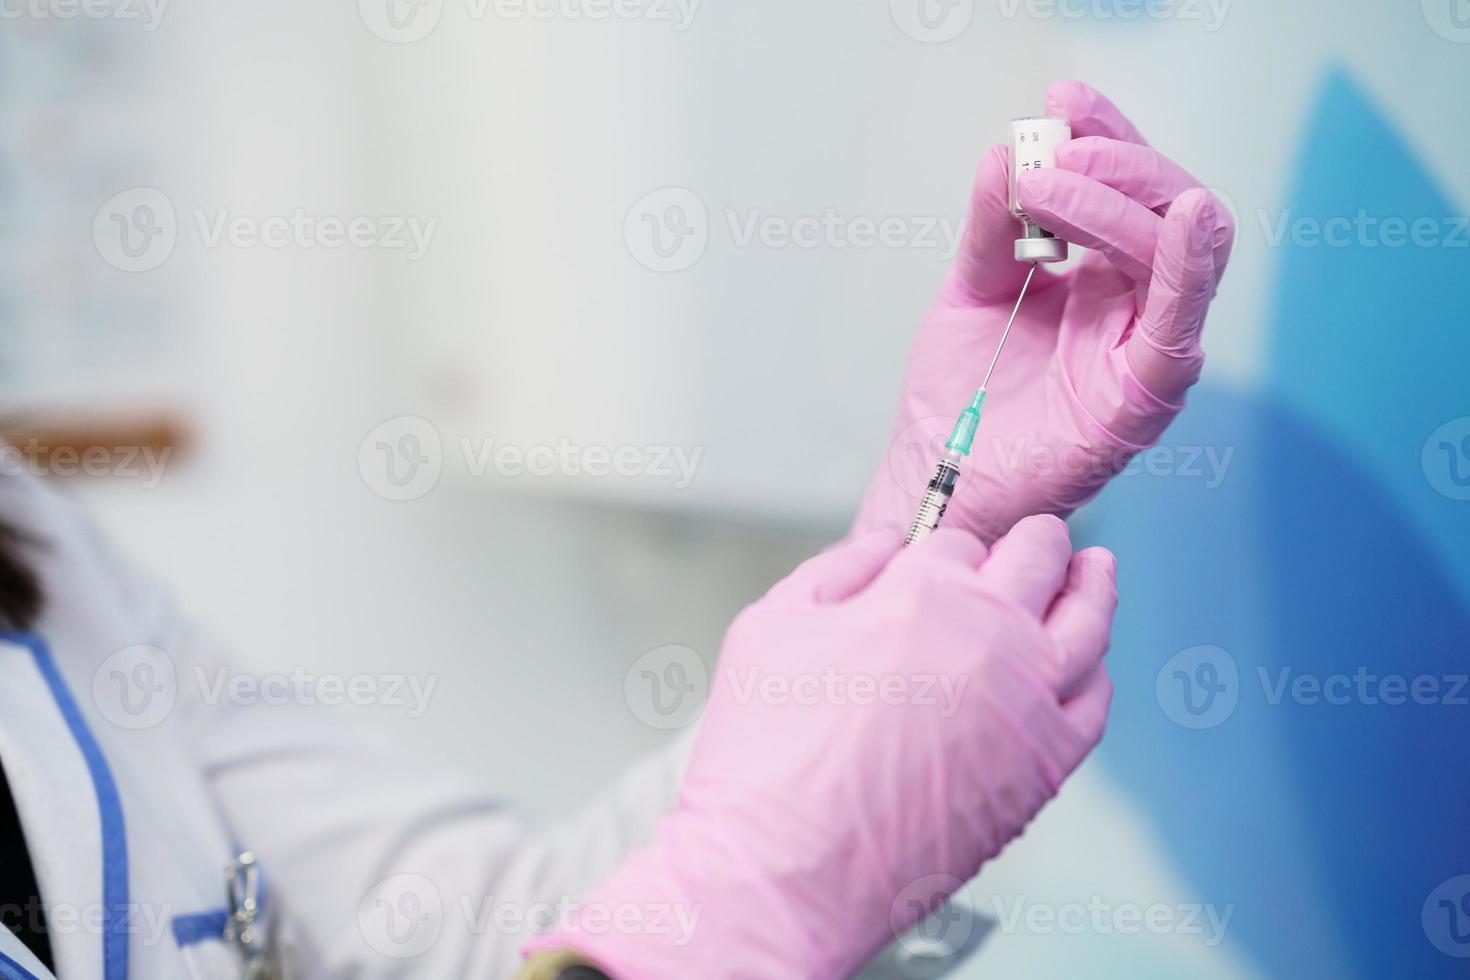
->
[1008,116,1071,263]
[905,456,963,546]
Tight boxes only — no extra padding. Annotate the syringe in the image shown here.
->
[902,114,1070,547]
[904,264,1036,547]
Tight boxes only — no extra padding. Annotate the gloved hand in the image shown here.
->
[524,516,1117,979]
[854,81,1235,544]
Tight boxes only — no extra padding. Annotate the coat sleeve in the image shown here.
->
[183,653,695,978]
[5,467,695,980]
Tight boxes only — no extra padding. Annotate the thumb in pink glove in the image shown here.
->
[524,515,1117,979]
[855,80,1235,544]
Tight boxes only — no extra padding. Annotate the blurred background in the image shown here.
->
[4,0,1469,976]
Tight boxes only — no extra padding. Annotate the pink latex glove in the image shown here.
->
[855,81,1235,544]
[525,516,1117,979]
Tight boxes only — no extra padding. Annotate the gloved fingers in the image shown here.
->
[766,529,902,605]
[882,528,990,586]
[1057,138,1235,283]
[908,525,991,571]
[942,145,1034,304]
[1059,663,1114,763]
[1045,80,1150,147]
[1055,137,1202,214]
[1015,168,1161,284]
[1126,188,1219,404]
[974,514,1073,617]
[1043,547,1119,699]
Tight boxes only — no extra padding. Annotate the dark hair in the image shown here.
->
[0,520,42,630]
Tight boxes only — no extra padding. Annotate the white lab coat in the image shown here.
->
[0,465,693,980]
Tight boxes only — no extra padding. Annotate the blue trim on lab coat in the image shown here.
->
[0,949,42,980]
[169,908,228,948]
[2,631,129,980]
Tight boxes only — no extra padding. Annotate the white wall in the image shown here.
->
[24,0,1470,824]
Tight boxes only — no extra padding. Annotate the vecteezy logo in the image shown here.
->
[1203,186,1239,236]
[359,0,443,42]
[92,188,177,272]
[889,0,973,43]
[358,416,444,501]
[1424,875,1470,957]
[624,645,708,730]
[623,188,708,272]
[1424,0,1470,42]
[1156,645,1239,729]
[886,416,974,502]
[358,873,442,958]
[92,645,177,730]
[890,875,976,961]
[1423,417,1470,501]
